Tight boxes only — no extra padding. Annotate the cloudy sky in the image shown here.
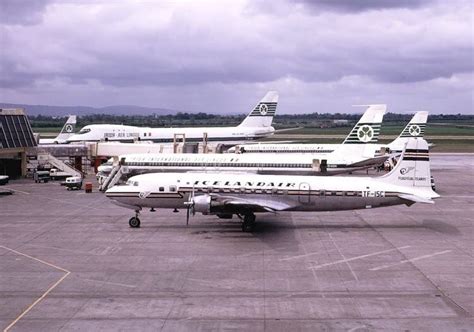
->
[0,0,472,114]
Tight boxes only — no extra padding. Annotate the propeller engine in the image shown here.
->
[184,191,212,226]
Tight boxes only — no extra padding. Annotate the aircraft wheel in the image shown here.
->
[241,222,254,232]
[129,217,141,228]
[241,214,256,232]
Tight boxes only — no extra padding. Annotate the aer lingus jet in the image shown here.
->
[228,109,428,154]
[106,137,438,231]
[66,91,278,144]
[38,115,77,144]
[96,105,388,190]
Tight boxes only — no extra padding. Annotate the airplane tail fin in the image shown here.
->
[238,91,278,128]
[342,105,386,144]
[55,115,77,141]
[388,111,428,151]
[380,137,435,191]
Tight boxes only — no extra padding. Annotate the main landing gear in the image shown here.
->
[129,210,141,228]
[240,213,256,232]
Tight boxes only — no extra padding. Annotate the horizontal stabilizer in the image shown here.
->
[398,193,434,204]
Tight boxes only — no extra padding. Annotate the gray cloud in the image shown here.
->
[287,0,436,13]
[0,0,472,114]
[0,0,52,25]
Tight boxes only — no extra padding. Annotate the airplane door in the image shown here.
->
[298,182,311,204]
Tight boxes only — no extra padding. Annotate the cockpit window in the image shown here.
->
[78,128,91,135]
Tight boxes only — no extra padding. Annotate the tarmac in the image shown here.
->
[0,154,473,331]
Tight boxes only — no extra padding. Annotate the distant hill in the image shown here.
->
[0,102,180,116]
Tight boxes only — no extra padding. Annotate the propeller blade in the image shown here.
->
[186,206,190,226]
[184,187,195,226]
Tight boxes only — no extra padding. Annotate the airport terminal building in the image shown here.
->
[0,108,37,178]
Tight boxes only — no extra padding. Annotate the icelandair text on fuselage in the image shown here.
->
[194,180,297,188]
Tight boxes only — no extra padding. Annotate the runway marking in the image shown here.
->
[328,233,358,281]
[1,187,30,195]
[80,278,136,288]
[280,251,321,261]
[348,325,368,332]
[370,250,452,271]
[28,244,92,256]
[0,245,71,332]
[310,246,411,270]
[186,278,235,290]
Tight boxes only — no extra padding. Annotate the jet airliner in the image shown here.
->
[38,115,77,144]
[229,111,428,154]
[66,91,278,144]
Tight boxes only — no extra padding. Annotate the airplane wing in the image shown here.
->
[273,127,303,133]
[398,194,434,204]
[347,154,391,167]
[210,194,294,213]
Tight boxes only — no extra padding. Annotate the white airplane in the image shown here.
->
[228,104,386,153]
[38,115,77,144]
[105,137,438,231]
[66,91,278,144]
[228,110,428,154]
[96,105,387,189]
[386,112,429,152]
[98,143,390,187]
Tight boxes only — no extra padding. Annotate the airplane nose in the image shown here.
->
[105,186,119,196]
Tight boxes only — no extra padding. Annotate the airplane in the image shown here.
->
[227,104,386,153]
[386,111,429,152]
[96,142,392,191]
[105,137,438,232]
[66,91,278,144]
[38,115,77,144]
[228,110,428,154]
[95,105,388,189]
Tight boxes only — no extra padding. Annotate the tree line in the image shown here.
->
[29,112,474,129]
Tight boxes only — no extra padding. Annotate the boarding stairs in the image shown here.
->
[36,150,83,178]
[99,164,129,192]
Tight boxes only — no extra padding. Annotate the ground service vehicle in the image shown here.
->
[63,176,83,190]
[34,171,50,183]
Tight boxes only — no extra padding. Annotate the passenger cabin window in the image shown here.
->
[169,185,177,192]
[159,186,165,192]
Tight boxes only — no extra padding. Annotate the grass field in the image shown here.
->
[277,124,474,136]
